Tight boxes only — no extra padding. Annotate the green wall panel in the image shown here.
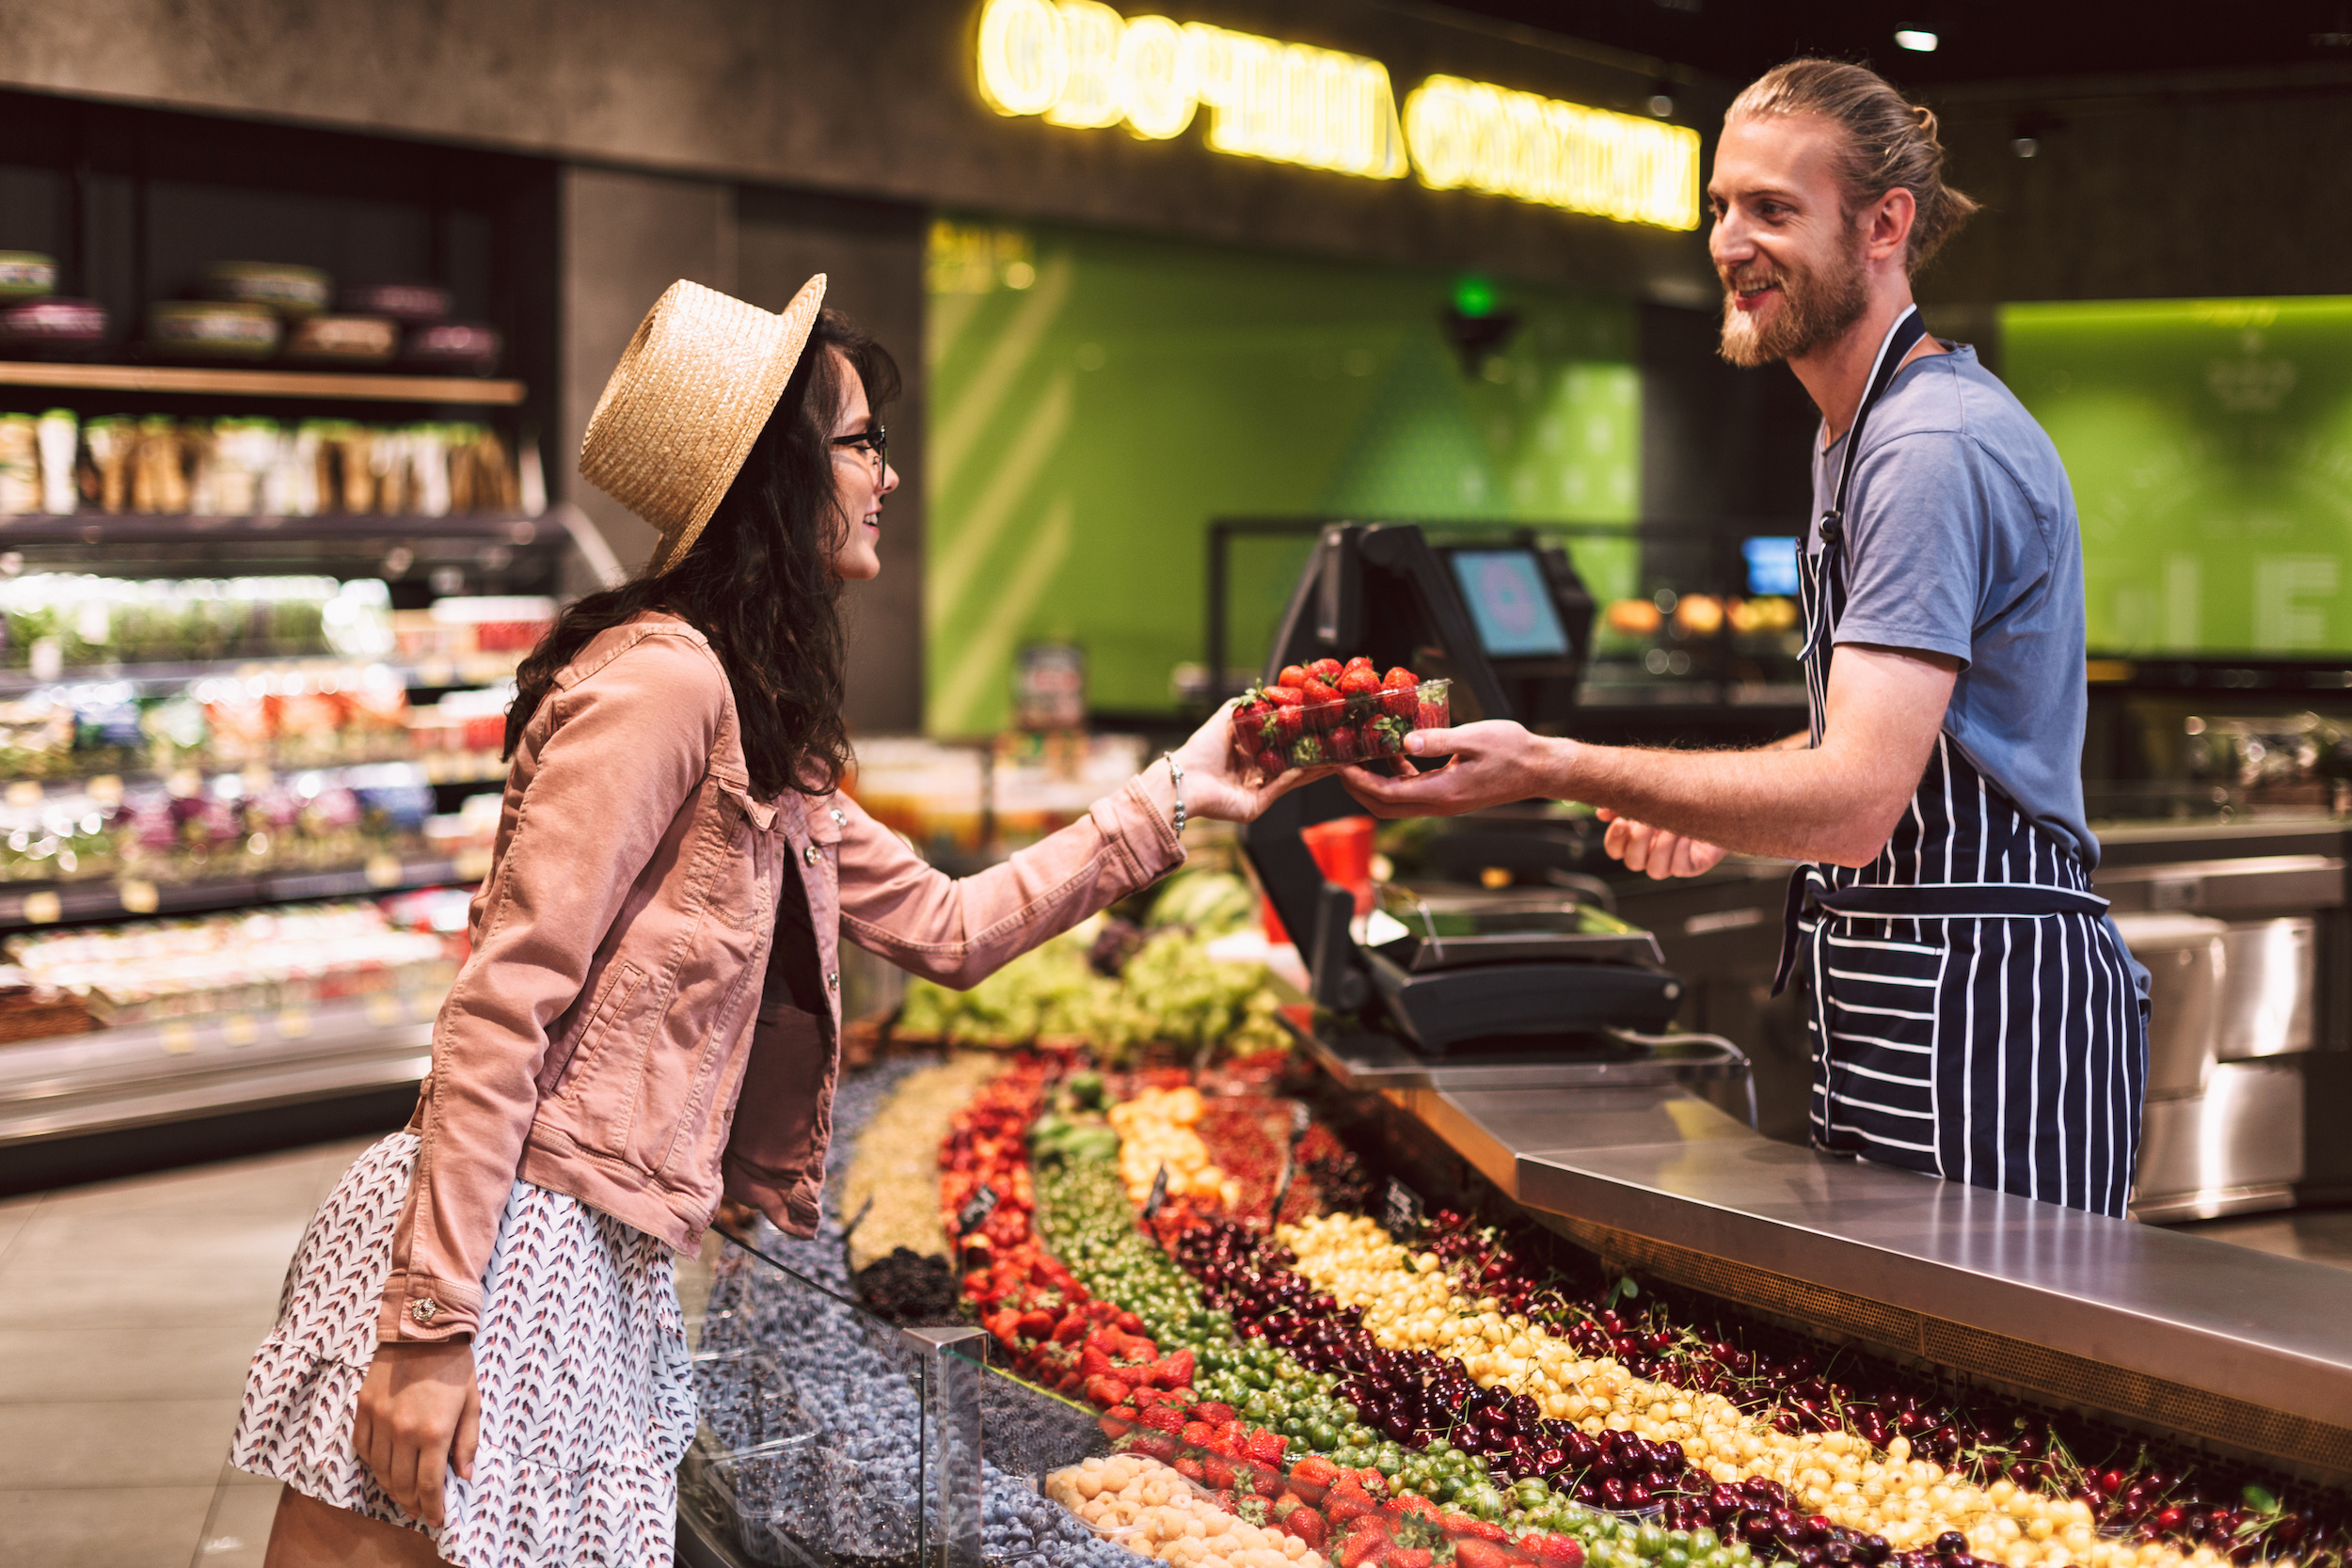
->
[2003,296,2352,657]
[923,219,1639,735]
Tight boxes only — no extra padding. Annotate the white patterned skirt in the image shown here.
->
[231,1132,698,1568]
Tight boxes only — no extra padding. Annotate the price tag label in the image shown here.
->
[118,879,159,915]
[957,1182,1000,1237]
[1380,1177,1424,1241]
[1143,1163,1170,1221]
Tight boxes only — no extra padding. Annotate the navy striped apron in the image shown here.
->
[1770,308,2148,1218]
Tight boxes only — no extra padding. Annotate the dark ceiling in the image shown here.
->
[1421,0,2352,88]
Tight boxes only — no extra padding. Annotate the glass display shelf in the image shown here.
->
[0,360,526,405]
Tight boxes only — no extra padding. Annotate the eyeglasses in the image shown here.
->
[831,425,888,472]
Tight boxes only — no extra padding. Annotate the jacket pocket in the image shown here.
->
[550,959,646,1135]
[706,778,775,931]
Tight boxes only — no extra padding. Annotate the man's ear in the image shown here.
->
[1866,186,1917,265]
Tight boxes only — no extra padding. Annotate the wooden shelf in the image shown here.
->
[0,361,525,405]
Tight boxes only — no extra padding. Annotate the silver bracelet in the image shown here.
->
[1164,752,1186,835]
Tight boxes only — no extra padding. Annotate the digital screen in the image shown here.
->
[1449,549,1570,658]
[1743,536,1802,596]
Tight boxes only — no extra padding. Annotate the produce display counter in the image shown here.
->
[1313,1054,2352,1482]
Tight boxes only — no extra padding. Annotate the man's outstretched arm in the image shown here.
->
[1342,643,1959,870]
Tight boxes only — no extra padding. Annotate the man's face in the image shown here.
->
[1708,113,1870,368]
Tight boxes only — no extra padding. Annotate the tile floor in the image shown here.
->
[2,1138,2346,1568]
[0,1134,717,1568]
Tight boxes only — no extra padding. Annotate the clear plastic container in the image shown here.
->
[1229,678,1450,780]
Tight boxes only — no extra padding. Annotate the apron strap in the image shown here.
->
[1797,306,1929,662]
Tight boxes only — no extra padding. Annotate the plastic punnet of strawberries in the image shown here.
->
[1232,657,1452,780]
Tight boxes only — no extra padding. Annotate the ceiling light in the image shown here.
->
[1894,28,1939,51]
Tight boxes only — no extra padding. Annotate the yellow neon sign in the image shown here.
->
[977,0,1405,177]
[1403,75,1700,230]
[974,0,1697,230]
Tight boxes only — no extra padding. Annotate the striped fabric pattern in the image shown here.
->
[1788,312,2147,1217]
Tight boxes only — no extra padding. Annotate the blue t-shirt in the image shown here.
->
[1808,343,2099,868]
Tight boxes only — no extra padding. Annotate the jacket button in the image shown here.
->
[410,1298,438,1324]
[827,970,839,990]
[803,844,820,866]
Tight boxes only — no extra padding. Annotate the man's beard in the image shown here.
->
[1717,240,1869,368]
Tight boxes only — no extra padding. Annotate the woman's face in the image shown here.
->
[826,348,898,581]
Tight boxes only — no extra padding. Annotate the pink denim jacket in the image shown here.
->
[378,614,1183,1341]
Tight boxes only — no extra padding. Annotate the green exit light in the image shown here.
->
[1453,276,1498,318]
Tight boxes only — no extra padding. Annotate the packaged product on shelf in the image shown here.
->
[0,786,124,884]
[426,596,554,655]
[421,790,501,874]
[0,413,38,514]
[3,897,455,1025]
[35,408,76,515]
[0,699,73,777]
[0,574,389,671]
[0,961,95,1043]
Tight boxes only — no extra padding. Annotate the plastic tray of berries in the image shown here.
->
[1232,657,1451,779]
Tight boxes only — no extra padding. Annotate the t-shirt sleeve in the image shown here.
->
[1831,431,2007,668]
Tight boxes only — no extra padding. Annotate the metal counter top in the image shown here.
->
[1343,1068,2352,1477]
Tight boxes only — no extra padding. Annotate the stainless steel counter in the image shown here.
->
[1311,1040,2352,1481]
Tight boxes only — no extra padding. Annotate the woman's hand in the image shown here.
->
[354,1338,481,1528]
[1599,807,1727,879]
[1168,701,1338,823]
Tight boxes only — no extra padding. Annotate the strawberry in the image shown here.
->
[1288,1509,1329,1551]
[1298,676,1341,727]
[1203,1428,1243,1458]
[1107,1405,1138,1424]
[1530,1536,1585,1568]
[1328,724,1362,764]
[1156,1348,1195,1387]
[1341,1527,1391,1568]
[1245,1430,1289,1466]
[1279,664,1308,689]
[1343,655,1375,675]
[1381,668,1419,718]
[1455,1542,1512,1568]
[1204,1455,1241,1491]
[1325,1483,1376,1525]
[1052,1312,1090,1343]
[1289,735,1327,768]
[1176,1455,1208,1485]
[1308,657,1343,681]
[1079,1346,1117,1381]
[1232,1493,1271,1527]
[1017,1308,1056,1338]
[1182,1421,1216,1448]
[1255,746,1286,779]
[1264,685,1306,741]
[1383,1548,1434,1568]
[1083,1374,1132,1407]
[1161,1386,1195,1407]
[1272,1495,1306,1524]
[1139,1404,1186,1433]
[1191,1402,1236,1427]
[1417,692,1448,731]
[1365,715,1408,756]
[1338,666,1382,702]
[1290,1456,1342,1490]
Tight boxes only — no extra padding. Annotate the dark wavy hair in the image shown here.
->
[505,308,898,799]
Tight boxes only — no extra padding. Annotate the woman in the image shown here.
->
[231,276,1309,1567]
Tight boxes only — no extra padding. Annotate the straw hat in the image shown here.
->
[580,275,828,572]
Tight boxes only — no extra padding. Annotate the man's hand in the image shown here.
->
[1338,721,1560,818]
[354,1338,481,1528]
[1598,807,1727,879]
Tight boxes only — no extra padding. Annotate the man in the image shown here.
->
[1345,59,2149,1218]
